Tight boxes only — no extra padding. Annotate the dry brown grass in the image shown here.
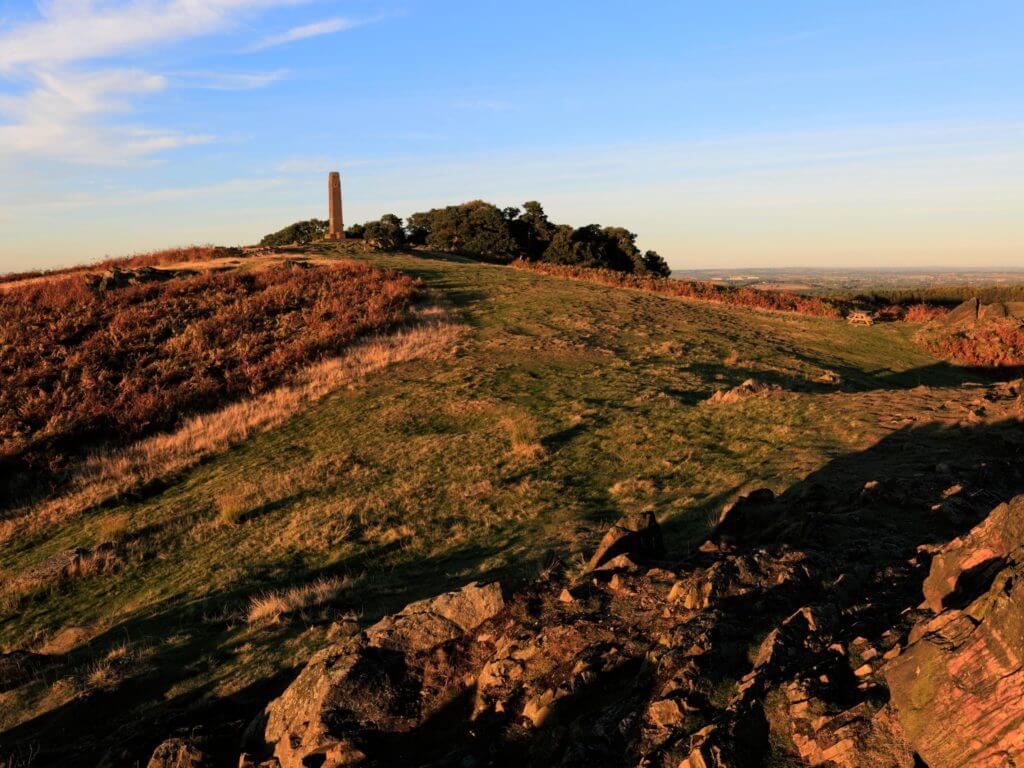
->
[499,415,547,461]
[246,576,352,624]
[82,641,150,692]
[0,304,460,547]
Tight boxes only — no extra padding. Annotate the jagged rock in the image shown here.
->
[671,561,733,610]
[15,548,87,587]
[921,494,1024,612]
[678,706,768,768]
[710,490,775,545]
[647,698,686,728]
[585,512,664,572]
[259,581,504,768]
[365,581,503,652]
[887,559,1024,767]
[146,738,208,768]
[703,379,782,406]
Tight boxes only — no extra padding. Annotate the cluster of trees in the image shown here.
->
[262,201,669,277]
[403,200,670,276]
[260,219,328,247]
[836,285,1024,309]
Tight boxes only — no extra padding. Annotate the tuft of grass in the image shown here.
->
[499,416,547,461]
[82,641,150,693]
[215,482,265,526]
[246,576,352,625]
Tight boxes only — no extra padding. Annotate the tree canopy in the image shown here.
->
[259,219,328,247]
[261,200,671,277]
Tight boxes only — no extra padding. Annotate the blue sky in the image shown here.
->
[1,1,1022,271]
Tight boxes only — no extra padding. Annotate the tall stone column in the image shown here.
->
[327,171,345,240]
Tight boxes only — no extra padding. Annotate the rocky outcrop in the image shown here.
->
[257,582,504,768]
[886,494,1024,768]
[149,448,1024,768]
[86,266,179,292]
[146,738,208,768]
[920,494,1024,612]
[585,511,664,571]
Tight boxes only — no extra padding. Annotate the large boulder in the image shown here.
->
[887,562,1024,767]
[710,489,776,545]
[887,494,1024,767]
[146,738,208,768]
[585,512,664,572]
[259,581,504,768]
[921,494,1024,612]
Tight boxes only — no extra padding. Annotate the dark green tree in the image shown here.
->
[637,250,671,277]
[423,201,516,262]
[541,224,636,272]
[405,211,432,245]
[259,219,328,247]
[512,201,555,260]
[363,214,406,250]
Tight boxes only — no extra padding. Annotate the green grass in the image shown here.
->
[0,246,990,764]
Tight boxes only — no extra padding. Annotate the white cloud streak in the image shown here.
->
[0,0,299,71]
[247,16,359,51]
[174,70,288,90]
[0,0,308,163]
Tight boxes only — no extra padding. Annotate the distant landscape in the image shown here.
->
[673,267,1024,295]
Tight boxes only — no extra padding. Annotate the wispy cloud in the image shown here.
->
[0,0,307,163]
[0,68,212,163]
[0,0,296,71]
[174,70,288,90]
[246,16,363,51]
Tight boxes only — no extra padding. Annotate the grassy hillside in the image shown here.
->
[0,244,997,765]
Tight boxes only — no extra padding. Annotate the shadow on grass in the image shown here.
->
[4,418,1023,766]
[0,533,547,767]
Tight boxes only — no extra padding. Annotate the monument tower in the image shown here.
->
[327,171,344,240]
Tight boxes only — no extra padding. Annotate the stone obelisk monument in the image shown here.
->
[326,171,345,240]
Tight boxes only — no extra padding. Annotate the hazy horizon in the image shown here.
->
[2,1,1022,272]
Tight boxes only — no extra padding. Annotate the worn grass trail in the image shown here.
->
[0,246,992,765]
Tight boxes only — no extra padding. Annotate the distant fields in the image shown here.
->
[0,244,1001,765]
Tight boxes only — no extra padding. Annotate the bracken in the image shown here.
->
[0,260,418,493]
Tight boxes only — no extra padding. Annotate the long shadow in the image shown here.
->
[5,419,1022,766]
[0,531,549,767]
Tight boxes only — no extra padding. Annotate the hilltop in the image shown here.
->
[0,243,1022,767]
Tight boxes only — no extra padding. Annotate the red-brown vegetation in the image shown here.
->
[512,260,841,317]
[900,303,948,323]
[0,261,418,490]
[919,320,1024,367]
[0,246,238,286]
